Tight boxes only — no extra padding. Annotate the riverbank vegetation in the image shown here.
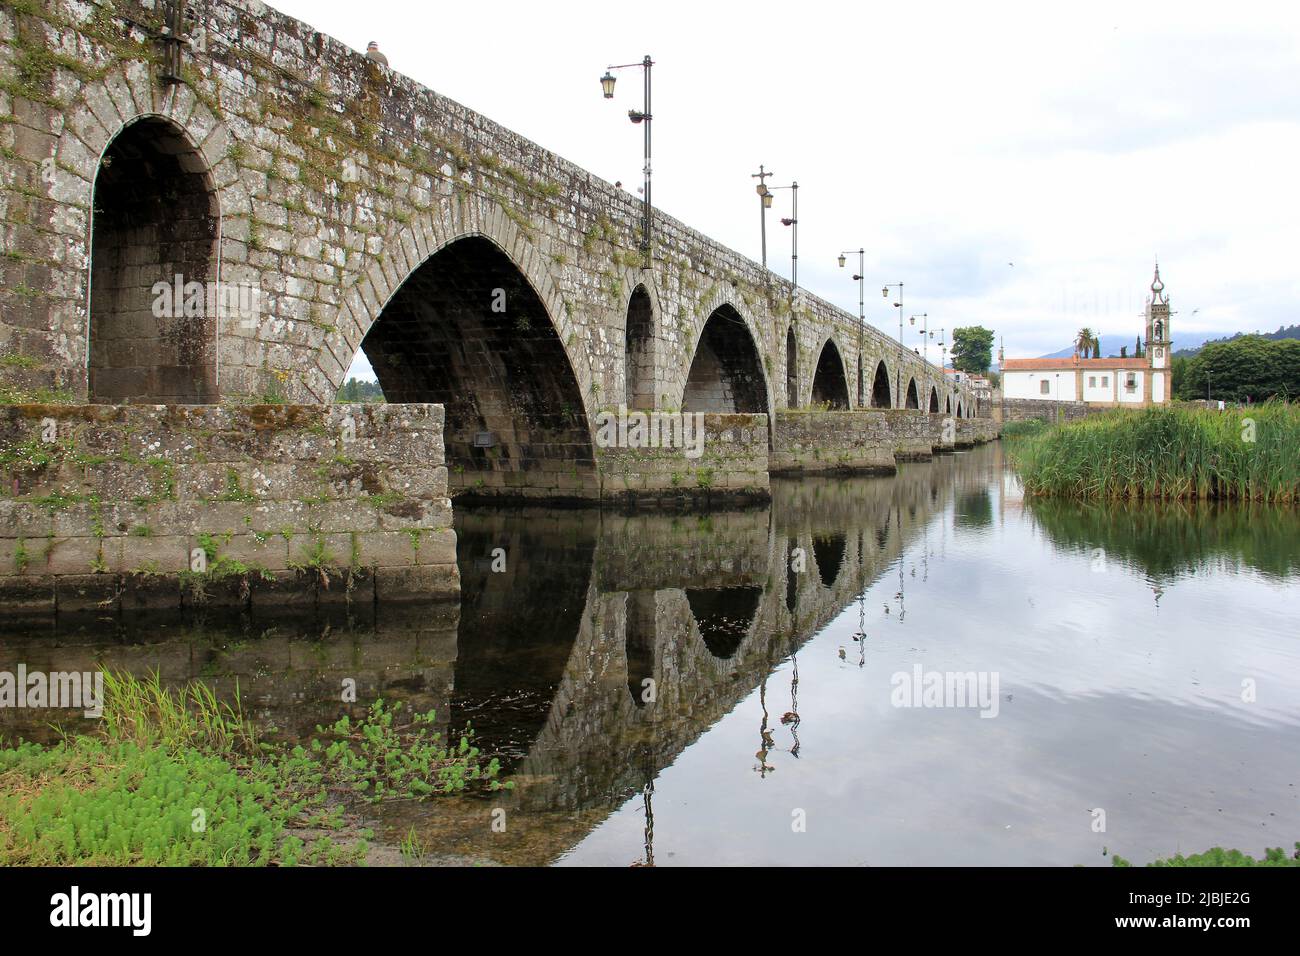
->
[1006,403,1300,502]
[1113,843,1300,867]
[0,672,506,865]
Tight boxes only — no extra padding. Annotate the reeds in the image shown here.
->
[100,670,257,755]
[1007,403,1300,502]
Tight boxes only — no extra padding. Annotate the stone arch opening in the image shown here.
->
[811,339,850,410]
[813,533,847,589]
[89,116,219,403]
[870,360,892,408]
[945,394,952,414]
[785,325,798,408]
[686,586,763,660]
[625,284,654,409]
[956,400,964,419]
[355,235,594,496]
[905,377,920,409]
[929,386,940,412]
[683,305,769,414]
[625,591,656,709]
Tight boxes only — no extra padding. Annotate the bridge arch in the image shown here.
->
[624,283,656,409]
[870,359,892,408]
[88,115,221,404]
[53,62,241,401]
[682,303,770,415]
[785,325,798,408]
[810,337,850,409]
[315,195,591,403]
[343,227,595,495]
[945,394,952,415]
[904,377,920,410]
[929,385,940,412]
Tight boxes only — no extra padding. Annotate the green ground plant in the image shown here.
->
[0,672,505,866]
[1112,843,1300,867]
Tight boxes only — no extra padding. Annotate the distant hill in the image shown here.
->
[1172,325,1300,357]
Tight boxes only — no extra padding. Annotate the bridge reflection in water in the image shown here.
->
[0,448,1002,865]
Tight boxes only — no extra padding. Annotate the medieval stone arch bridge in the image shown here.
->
[1,0,987,504]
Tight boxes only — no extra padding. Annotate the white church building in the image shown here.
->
[1002,266,1174,407]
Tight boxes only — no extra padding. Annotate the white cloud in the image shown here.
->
[274,0,1300,360]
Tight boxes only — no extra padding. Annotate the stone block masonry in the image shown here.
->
[0,402,457,612]
[771,410,996,475]
[594,413,769,510]
[997,398,1099,424]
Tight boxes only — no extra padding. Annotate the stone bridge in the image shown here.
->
[1,0,986,504]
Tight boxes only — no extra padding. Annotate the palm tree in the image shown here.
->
[1074,327,1099,359]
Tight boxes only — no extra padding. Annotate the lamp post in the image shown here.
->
[751,165,774,270]
[838,249,865,405]
[600,56,654,251]
[909,313,929,365]
[770,181,798,289]
[882,282,904,407]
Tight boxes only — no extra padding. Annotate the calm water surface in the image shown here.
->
[4,443,1297,865]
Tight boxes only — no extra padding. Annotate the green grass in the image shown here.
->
[1007,403,1300,502]
[0,672,505,866]
[999,418,1049,441]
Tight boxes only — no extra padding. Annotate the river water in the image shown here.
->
[4,443,1297,865]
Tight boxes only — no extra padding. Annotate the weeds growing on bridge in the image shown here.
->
[0,671,506,866]
[1007,403,1300,502]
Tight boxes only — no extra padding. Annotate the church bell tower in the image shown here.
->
[1146,263,1172,404]
[1146,262,1171,370]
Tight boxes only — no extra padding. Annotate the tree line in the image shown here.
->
[1173,336,1300,402]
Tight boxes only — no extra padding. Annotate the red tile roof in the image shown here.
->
[1002,357,1150,370]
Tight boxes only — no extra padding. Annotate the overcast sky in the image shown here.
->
[272,0,1300,360]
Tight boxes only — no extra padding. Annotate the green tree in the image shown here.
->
[951,326,995,375]
[1179,336,1300,402]
[1074,328,1098,359]
[1170,354,1188,397]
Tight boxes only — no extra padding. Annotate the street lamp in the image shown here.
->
[600,56,654,250]
[839,248,866,406]
[770,181,799,289]
[882,282,905,408]
[909,313,929,365]
[752,165,773,270]
[932,327,947,377]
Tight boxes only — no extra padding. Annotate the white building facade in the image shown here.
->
[1001,266,1174,407]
